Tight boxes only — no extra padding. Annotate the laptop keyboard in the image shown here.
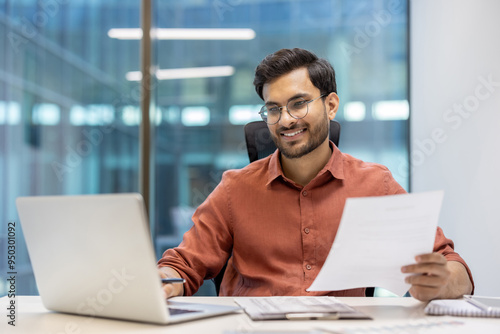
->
[168,307,202,315]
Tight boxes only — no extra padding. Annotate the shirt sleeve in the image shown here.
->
[384,167,407,195]
[157,172,234,295]
[433,226,475,294]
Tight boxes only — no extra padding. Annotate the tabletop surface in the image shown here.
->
[2,295,500,334]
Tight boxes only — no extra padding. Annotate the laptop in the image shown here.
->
[16,193,240,325]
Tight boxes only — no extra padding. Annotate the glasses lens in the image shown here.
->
[287,98,308,119]
[260,105,280,124]
[259,107,268,123]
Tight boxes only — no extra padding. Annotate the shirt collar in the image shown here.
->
[266,141,345,186]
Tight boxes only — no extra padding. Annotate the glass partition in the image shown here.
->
[151,0,409,295]
[0,0,141,295]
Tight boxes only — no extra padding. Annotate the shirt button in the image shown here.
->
[304,228,310,234]
[302,191,308,196]
[306,265,312,270]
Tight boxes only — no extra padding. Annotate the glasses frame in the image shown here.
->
[259,94,328,125]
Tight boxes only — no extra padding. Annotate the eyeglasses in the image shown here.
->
[259,94,327,125]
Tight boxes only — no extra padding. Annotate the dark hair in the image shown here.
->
[253,48,337,100]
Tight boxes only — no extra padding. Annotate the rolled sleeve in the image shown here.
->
[157,174,234,295]
[433,226,475,294]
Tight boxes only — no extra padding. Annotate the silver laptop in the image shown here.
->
[16,193,240,325]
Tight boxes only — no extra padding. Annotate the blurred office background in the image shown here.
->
[0,0,410,296]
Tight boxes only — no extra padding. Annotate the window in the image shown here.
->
[0,0,408,297]
[151,0,409,295]
[0,0,140,295]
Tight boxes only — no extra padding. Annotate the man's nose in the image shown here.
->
[278,107,297,128]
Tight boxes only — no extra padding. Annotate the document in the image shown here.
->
[234,296,370,320]
[307,191,444,296]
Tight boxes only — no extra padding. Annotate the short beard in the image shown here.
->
[273,111,330,159]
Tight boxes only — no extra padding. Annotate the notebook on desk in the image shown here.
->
[16,193,240,325]
[425,295,500,318]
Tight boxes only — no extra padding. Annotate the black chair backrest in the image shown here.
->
[244,120,341,163]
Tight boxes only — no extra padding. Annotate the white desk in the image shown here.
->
[2,296,499,333]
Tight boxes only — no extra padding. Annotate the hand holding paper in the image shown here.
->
[402,252,450,300]
[307,191,444,296]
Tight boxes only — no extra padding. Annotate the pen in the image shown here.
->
[464,295,496,312]
[161,278,186,284]
[285,312,340,320]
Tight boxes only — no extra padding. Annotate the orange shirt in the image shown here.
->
[158,143,474,296]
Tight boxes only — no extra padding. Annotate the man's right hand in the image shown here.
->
[158,266,185,298]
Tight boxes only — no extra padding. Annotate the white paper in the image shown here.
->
[307,191,444,296]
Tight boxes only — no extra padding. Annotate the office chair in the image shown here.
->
[212,120,381,297]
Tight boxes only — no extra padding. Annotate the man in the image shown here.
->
[159,48,473,301]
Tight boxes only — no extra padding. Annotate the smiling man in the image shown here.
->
[158,48,474,301]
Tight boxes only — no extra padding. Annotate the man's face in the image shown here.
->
[262,67,338,159]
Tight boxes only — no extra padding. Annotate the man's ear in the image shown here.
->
[326,92,339,120]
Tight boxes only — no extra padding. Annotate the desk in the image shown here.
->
[2,296,499,333]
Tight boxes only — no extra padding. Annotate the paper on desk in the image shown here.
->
[307,191,444,296]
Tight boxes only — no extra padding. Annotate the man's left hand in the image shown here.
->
[401,253,453,302]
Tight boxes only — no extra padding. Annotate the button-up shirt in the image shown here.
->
[158,143,473,296]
